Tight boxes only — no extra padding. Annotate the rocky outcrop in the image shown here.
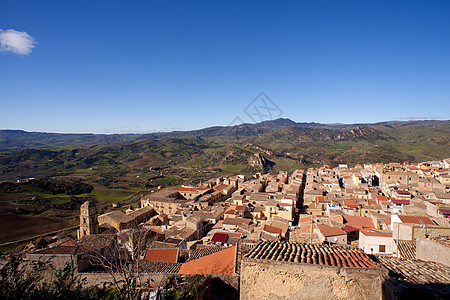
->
[248,153,273,171]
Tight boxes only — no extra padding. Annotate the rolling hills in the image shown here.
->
[0,119,449,182]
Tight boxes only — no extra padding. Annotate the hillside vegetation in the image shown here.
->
[1,119,449,182]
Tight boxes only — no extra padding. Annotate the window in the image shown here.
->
[379,245,386,253]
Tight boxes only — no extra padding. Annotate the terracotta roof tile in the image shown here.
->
[246,241,382,269]
[211,232,229,243]
[212,220,223,229]
[144,248,179,263]
[138,260,181,273]
[263,224,282,235]
[317,225,346,237]
[342,215,375,229]
[360,230,392,237]
[341,226,358,233]
[343,199,360,207]
[375,256,450,284]
[396,240,416,260]
[178,246,236,275]
[392,199,410,205]
[223,218,251,226]
[397,215,434,225]
[187,246,227,261]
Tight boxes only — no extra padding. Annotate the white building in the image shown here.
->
[359,230,394,255]
[315,225,347,245]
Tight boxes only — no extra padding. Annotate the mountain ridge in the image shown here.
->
[0,118,448,180]
[2,118,449,153]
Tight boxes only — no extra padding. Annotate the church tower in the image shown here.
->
[77,201,99,239]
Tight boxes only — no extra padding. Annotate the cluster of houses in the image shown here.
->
[138,170,304,248]
[300,159,450,259]
[20,158,450,298]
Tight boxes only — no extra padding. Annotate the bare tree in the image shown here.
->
[83,228,157,300]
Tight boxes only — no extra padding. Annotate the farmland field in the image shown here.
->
[0,212,73,244]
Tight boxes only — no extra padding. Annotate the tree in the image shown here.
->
[85,228,156,300]
[0,254,42,299]
[0,253,120,300]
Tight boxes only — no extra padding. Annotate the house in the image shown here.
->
[390,199,410,214]
[390,214,434,228]
[262,224,282,239]
[425,201,449,218]
[342,215,375,230]
[211,232,230,246]
[315,225,347,245]
[359,230,394,255]
[224,205,248,219]
[175,186,212,200]
[251,206,266,223]
[98,207,156,231]
[391,212,449,240]
[264,219,289,238]
[144,248,179,263]
[392,190,411,200]
[213,183,237,201]
[222,218,251,231]
[341,226,359,242]
[178,246,236,275]
[141,190,190,215]
[443,158,450,169]
[241,241,388,300]
[27,235,116,273]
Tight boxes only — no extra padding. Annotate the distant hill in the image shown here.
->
[0,130,140,152]
[2,118,448,151]
[0,119,449,180]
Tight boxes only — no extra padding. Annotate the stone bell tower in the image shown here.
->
[77,201,99,239]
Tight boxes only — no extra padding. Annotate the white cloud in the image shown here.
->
[0,29,37,55]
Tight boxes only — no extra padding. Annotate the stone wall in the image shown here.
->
[240,258,388,300]
[416,238,450,267]
[79,272,240,290]
[79,272,176,288]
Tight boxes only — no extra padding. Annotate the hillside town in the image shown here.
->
[15,158,450,298]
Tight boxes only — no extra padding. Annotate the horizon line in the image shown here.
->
[1,117,447,135]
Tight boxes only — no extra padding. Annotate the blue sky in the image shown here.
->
[1,0,449,133]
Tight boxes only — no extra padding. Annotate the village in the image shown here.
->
[18,158,450,299]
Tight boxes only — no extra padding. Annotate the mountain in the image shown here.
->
[0,130,139,152]
[3,118,448,152]
[0,119,449,181]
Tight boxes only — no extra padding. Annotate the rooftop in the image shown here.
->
[395,240,416,260]
[223,217,251,226]
[138,260,182,273]
[246,241,382,268]
[211,232,229,243]
[263,224,282,235]
[187,246,227,261]
[342,215,375,229]
[397,215,434,225]
[178,246,236,275]
[376,256,450,285]
[144,248,179,263]
[317,225,346,237]
[360,230,392,238]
